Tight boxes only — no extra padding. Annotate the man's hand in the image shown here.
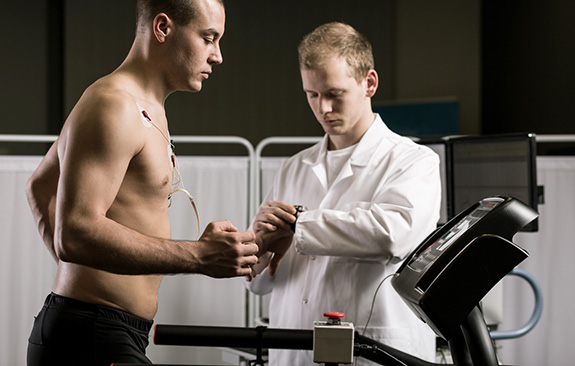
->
[195,220,259,278]
[268,251,285,277]
[253,201,297,255]
[245,201,299,279]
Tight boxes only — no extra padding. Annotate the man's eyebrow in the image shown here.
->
[304,88,345,93]
[201,28,221,38]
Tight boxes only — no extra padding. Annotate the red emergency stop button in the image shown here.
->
[324,312,345,325]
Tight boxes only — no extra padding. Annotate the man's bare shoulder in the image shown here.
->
[63,75,147,153]
[77,75,141,119]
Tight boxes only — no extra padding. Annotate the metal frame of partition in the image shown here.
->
[0,134,257,225]
[0,134,58,143]
[170,136,257,225]
[248,136,323,327]
[254,136,322,205]
[535,135,575,142]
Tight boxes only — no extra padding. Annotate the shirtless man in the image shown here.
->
[25,1,258,365]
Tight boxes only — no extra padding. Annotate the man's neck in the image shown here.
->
[117,38,174,104]
[328,112,376,150]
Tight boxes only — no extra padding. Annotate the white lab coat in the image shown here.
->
[247,115,441,365]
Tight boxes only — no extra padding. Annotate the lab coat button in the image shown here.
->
[303,299,308,304]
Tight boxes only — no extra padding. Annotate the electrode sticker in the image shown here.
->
[137,103,152,127]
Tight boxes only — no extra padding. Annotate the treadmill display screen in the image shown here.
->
[407,198,503,272]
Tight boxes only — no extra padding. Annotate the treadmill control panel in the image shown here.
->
[408,197,503,272]
[391,196,538,340]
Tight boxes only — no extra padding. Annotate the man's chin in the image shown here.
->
[190,81,204,93]
[179,84,202,93]
[321,125,343,135]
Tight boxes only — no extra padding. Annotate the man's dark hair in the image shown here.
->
[136,0,224,30]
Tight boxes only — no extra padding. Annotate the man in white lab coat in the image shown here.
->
[246,22,441,365]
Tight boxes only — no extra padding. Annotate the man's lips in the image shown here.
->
[322,118,338,124]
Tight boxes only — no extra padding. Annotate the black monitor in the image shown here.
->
[448,133,538,231]
[419,140,450,225]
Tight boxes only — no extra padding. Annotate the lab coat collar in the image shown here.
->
[302,114,390,168]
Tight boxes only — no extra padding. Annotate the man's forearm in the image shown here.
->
[26,179,59,262]
[55,218,257,278]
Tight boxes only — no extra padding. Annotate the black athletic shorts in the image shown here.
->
[27,293,153,366]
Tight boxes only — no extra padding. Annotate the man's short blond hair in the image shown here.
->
[298,22,374,82]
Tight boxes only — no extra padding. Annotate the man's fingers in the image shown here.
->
[253,220,278,234]
[255,212,294,232]
[241,243,260,258]
[207,220,237,232]
[268,252,286,277]
[266,201,296,214]
[235,230,256,243]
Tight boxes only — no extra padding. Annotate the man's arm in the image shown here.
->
[53,92,258,277]
[25,140,60,262]
[294,153,441,261]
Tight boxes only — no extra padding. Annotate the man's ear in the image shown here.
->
[153,13,171,43]
[365,69,379,98]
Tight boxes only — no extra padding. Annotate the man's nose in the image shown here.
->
[209,46,223,65]
[318,97,332,114]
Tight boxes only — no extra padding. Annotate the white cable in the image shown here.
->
[362,272,400,336]
[354,273,403,366]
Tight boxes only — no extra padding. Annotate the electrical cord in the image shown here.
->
[353,272,401,366]
[169,152,201,239]
[361,272,400,336]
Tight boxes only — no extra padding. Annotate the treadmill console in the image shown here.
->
[391,196,538,340]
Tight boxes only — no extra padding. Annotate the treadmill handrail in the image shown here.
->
[490,267,543,340]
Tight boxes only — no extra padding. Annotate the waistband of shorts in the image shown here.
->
[45,292,153,332]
